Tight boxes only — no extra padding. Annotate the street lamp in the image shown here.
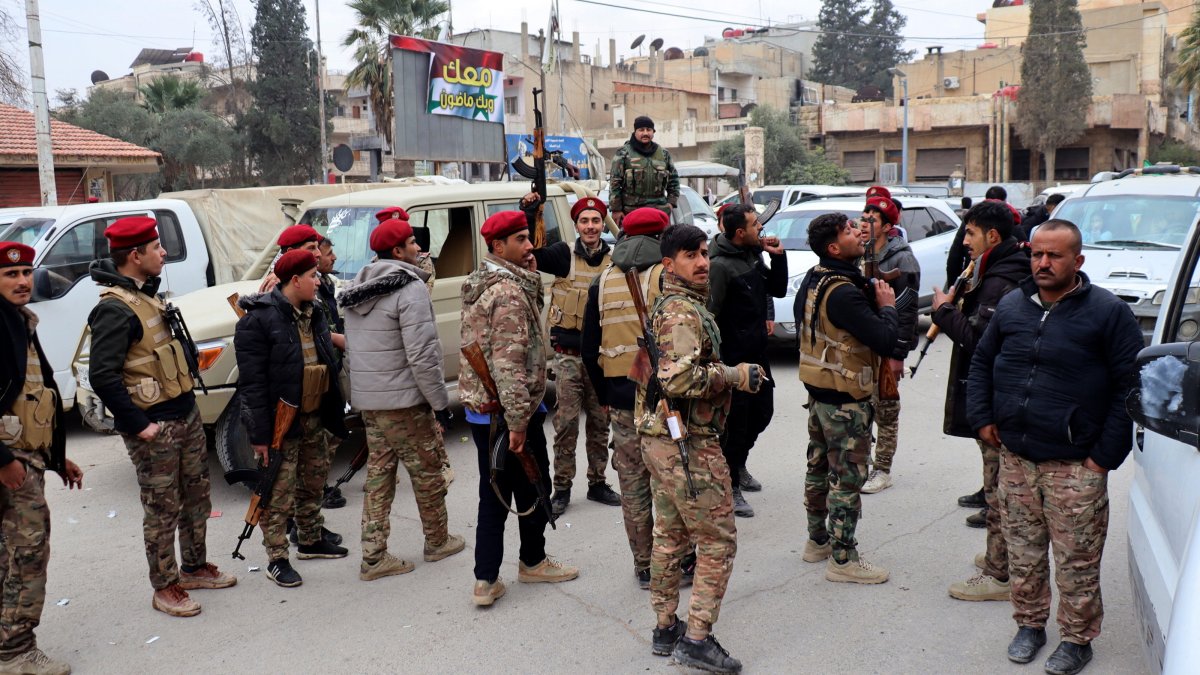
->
[889,67,908,185]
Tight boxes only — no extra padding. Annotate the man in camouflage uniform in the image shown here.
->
[637,223,764,674]
[460,211,580,607]
[609,116,680,225]
[340,210,464,582]
[795,213,898,585]
[0,242,83,675]
[314,231,348,510]
[967,221,1142,674]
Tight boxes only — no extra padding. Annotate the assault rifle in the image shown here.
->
[461,341,556,529]
[163,300,207,394]
[509,87,548,248]
[862,218,916,401]
[329,414,369,492]
[911,259,976,377]
[230,399,297,560]
[625,268,698,499]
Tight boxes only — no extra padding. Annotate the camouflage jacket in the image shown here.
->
[636,272,734,439]
[608,137,680,214]
[458,253,547,432]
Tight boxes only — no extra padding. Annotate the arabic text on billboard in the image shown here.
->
[392,36,505,124]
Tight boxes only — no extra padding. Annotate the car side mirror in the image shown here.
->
[1126,342,1200,448]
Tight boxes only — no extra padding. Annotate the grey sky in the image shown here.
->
[2,0,993,101]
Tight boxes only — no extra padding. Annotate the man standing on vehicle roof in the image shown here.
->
[967,219,1142,675]
[609,116,680,226]
[87,216,237,617]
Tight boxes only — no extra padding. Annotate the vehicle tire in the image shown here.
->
[215,390,257,486]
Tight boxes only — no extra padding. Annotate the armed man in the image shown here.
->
[608,116,680,226]
[87,216,236,617]
[707,202,787,518]
[581,207,677,590]
[930,201,1029,603]
[856,187,920,495]
[460,211,579,607]
[235,249,349,588]
[517,194,619,515]
[795,213,899,584]
[340,211,465,582]
[638,223,764,674]
[0,242,83,675]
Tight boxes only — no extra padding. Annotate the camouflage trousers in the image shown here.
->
[998,450,1109,644]
[550,353,610,491]
[261,414,328,561]
[980,441,1009,580]
[361,406,449,564]
[0,453,48,658]
[805,400,871,564]
[869,393,900,473]
[611,409,653,571]
[122,407,211,590]
[642,434,737,638]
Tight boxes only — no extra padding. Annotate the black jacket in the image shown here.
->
[795,257,900,404]
[0,300,65,471]
[931,238,1029,437]
[235,289,347,446]
[875,235,921,358]
[947,209,1029,285]
[534,238,612,352]
[966,273,1144,470]
[706,233,787,366]
[87,260,196,435]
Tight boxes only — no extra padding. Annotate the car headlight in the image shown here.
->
[1152,287,1200,305]
[786,274,805,297]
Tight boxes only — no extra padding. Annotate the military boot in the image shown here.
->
[424,534,466,562]
[1044,641,1093,675]
[178,562,237,590]
[0,648,71,675]
[288,520,343,546]
[825,556,889,584]
[732,487,755,518]
[472,577,506,606]
[738,469,762,492]
[550,490,570,516]
[518,555,579,583]
[360,553,415,581]
[802,538,832,563]
[966,507,988,529]
[322,484,346,509]
[958,488,986,508]
[586,482,622,506]
[671,635,742,674]
[1007,627,1047,664]
[651,616,686,656]
[151,583,201,617]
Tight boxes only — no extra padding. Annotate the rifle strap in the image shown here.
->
[487,415,538,517]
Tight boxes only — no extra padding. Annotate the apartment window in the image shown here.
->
[885,149,903,165]
[604,103,609,111]
[591,102,596,109]
[617,119,624,128]
[718,86,726,101]
[504,96,518,115]
[731,88,738,100]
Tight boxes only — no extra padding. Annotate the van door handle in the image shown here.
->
[1135,425,1145,451]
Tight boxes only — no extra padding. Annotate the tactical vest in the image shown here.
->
[0,342,56,452]
[100,286,194,410]
[597,264,663,377]
[549,250,610,332]
[797,278,877,400]
[297,314,329,414]
[620,146,672,207]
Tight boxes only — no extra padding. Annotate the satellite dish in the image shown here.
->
[664,47,684,60]
[693,47,709,57]
[630,34,645,50]
[90,70,109,84]
[650,38,664,51]
[332,144,354,173]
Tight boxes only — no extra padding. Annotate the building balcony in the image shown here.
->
[332,116,371,136]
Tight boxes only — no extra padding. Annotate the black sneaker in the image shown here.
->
[732,487,755,518]
[289,521,344,547]
[681,552,696,588]
[586,483,622,506]
[1007,626,1047,664]
[738,469,762,492]
[636,568,651,590]
[266,559,302,587]
[550,490,570,516]
[966,507,988,529]
[651,616,685,656]
[322,485,347,509]
[958,488,986,508]
[1044,641,1092,675]
[672,635,742,674]
[296,539,349,560]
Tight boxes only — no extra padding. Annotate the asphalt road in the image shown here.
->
[35,330,1149,674]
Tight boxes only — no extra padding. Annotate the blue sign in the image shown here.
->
[505,134,591,180]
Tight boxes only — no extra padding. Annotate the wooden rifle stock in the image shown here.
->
[228,293,245,318]
[530,88,547,249]
[461,343,541,486]
[232,399,297,559]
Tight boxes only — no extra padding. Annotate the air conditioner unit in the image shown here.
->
[879,163,899,185]
[943,76,960,90]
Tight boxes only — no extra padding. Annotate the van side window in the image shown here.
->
[34,216,111,301]
[154,210,186,262]
[411,206,477,278]
[1163,258,1200,343]
[486,202,562,245]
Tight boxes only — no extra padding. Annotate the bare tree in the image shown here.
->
[0,3,28,105]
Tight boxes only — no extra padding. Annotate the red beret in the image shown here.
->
[865,185,892,200]
[0,242,34,268]
[274,249,318,283]
[985,199,1022,225]
[105,216,159,250]
[278,225,320,249]
[623,207,670,236]
[571,197,607,222]
[375,207,410,223]
[865,196,900,227]
[370,219,415,254]
[481,211,529,245]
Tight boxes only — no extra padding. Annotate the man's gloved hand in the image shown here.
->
[724,363,767,393]
[434,409,453,431]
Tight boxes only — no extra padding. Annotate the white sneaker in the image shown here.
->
[861,469,892,494]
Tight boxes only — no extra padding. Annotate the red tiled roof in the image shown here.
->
[0,102,160,162]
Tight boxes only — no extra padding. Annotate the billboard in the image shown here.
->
[393,36,504,124]
[505,134,592,180]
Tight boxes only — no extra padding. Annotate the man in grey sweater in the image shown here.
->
[340,210,464,582]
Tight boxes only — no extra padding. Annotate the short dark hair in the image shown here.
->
[1034,219,1083,255]
[720,203,755,235]
[1046,193,1066,207]
[660,223,708,259]
[963,200,1014,240]
[808,213,848,256]
[961,196,972,209]
[110,243,150,268]
[985,185,1007,201]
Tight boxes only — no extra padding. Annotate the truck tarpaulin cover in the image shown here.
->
[392,36,505,124]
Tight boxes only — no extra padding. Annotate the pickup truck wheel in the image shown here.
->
[215,391,257,486]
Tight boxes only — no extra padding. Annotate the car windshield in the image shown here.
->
[300,207,453,280]
[1054,195,1200,250]
[763,209,859,250]
[0,218,55,246]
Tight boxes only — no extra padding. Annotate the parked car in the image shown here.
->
[762,196,961,344]
[714,184,913,213]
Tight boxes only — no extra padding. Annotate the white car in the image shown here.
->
[762,196,961,344]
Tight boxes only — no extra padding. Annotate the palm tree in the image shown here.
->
[343,0,448,146]
[139,74,204,113]
[1173,9,1200,99]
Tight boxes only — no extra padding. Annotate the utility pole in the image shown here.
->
[25,0,56,205]
[315,0,328,183]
